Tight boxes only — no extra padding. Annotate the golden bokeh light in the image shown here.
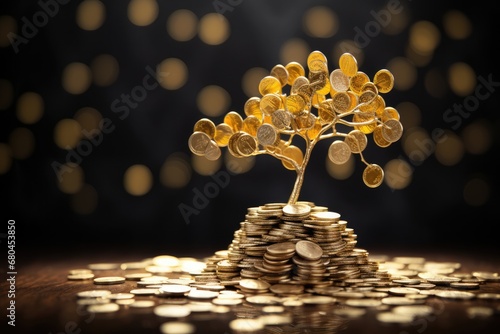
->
[198,13,230,45]
[384,159,413,190]
[280,38,310,66]
[325,154,355,181]
[62,62,92,95]
[158,58,188,90]
[382,8,410,35]
[448,62,476,97]
[402,127,432,164]
[192,154,222,176]
[160,153,192,189]
[124,164,153,196]
[74,107,103,136]
[463,176,490,207]
[128,0,158,27]
[443,10,472,40]
[9,127,35,160]
[167,9,198,42]
[396,101,421,130]
[434,130,464,166]
[409,20,440,55]
[387,57,417,91]
[91,54,119,87]
[16,91,44,124]
[303,6,339,38]
[71,184,98,214]
[197,85,231,117]
[54,118,83,149]
[76,0,106,31]
[461,119,493,155]
[58,165,84,194]
[0,143,12,174]
[242,67,268,98]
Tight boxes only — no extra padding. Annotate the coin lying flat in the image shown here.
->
[160,321,195,334]
[93,276,126,285]
[77,290,112,298]
[87,303,120,313]
[154,305,191,318]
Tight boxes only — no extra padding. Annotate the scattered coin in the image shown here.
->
[94,276,126,285]
[77,290,112,298]
[159,321,195,334]
[87,303,120,313]
[154,305,191,318]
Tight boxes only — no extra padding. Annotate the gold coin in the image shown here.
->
[381,106,400,122]
[345,130,367,153]
[295,112,316,132]
[285,94,306,115]
[309,70,328,91]
[188,131,211,156]
[242,115,261,136]
[318,100,335,124]
[224,111,243,132]
[291,76,309,94]
[361,82,378,95]
[239,278,271,291]
[271,109,291,129]
[244,97,263,120]
[307,50,328,68]
[285,62,305,86]
[339,53,358,77]
[282,203,311,217]
[349,71,369,95]
[331,92,351,113]
[236,133,258,156]
[281,145,303,170]
[362,164,384,188]
[93,276,126,285]
[329,69,350,92]
[381,119,403,143]
[193,118,216,138]
[260,93,282,115]
[204,140,221,161]
[214,123,233,147]
[373,69,394,93]
[227,132,244,158]
[358,90,377,105]
[257,123,278,146]
[295,240,323,261]
[270,64,289,87]
[373,125,391,148]
[353,112,376,134]
[306,118,322,140]
[328,140,351,164]
[259,75,282,96]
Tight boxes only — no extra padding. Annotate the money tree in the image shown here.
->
[188,51,403,205]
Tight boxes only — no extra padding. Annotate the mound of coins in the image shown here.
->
[189,51,402,204]
[195,202,392,288]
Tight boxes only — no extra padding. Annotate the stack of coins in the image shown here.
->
[197,202,391,288]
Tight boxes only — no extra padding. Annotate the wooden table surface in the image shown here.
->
[3,246,500,334]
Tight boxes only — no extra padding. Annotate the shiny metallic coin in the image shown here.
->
[77,290,112,298]
[229,318,264,332]
[295,240,323,261]
[115,299,135,306]
[154,304,191,318]
[93,276,126,285]
[434,290,475,300]
[159,321,195,334]
[130,300,155,308]
[107,293,135,300]
[130,288,159,296]
[450,282,479,290]
[124,273,153,281]
[87,303,120,313]
[67,273,95,280]
[377,311,414,323]
[69,269,93,275]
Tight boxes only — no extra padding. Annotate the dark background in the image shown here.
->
[1,0,498,261]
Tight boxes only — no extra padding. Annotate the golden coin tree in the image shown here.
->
[189,51,403,205]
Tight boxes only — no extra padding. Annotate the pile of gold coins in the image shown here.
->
[196,202,390,288]
[189,51,403,188]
